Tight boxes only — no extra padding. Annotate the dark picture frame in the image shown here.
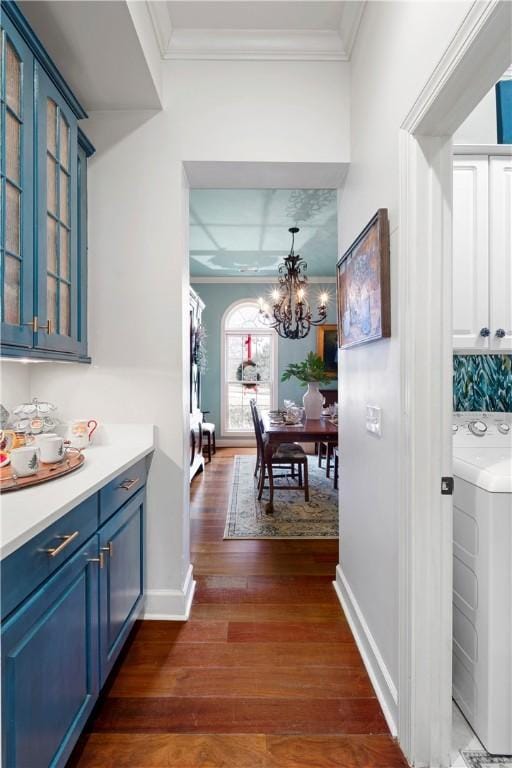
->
[336,209,391,349]
[316,324,338,378]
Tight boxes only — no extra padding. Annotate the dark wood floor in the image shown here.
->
[70,448,407,767]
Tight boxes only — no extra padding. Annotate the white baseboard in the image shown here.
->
[143,564,196,620]
[334,564,398,736]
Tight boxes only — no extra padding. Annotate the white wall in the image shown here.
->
[28,59,350,617]
[454,86,498,144]
[1,361,31,414]
[337,0,472,726]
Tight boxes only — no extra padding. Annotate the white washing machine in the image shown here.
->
[452,411,512,755]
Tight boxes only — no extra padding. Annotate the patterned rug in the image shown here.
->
[224,454,338,539]
[462,752,512,767]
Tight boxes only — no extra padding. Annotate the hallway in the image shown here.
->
[70,449,407,767]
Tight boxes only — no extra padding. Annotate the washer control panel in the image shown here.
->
[453,412,512,446]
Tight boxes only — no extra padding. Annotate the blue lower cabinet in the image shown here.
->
[99,489,145,684]
[1,538,100,768]
[1,458,148,767]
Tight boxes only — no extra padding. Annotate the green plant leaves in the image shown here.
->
[281,351,330,386]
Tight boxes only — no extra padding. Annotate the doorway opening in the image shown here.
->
[398,5,511,766]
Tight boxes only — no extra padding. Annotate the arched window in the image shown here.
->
[222,299,277,435]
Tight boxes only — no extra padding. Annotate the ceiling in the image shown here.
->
[190,189,338,277]
[19,1,162,110]
[148,0,365,60]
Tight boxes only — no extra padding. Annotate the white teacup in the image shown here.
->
[11,446,40,476]
[32,432,58,446]
[40,436,65,464]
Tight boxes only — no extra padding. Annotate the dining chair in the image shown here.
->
[201,410,216,463]
[318,439,338,478]
[251,402,309,504]
[249,399,299,480]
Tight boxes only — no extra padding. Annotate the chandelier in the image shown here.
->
[259,227,328,340]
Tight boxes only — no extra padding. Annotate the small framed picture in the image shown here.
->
[337,209,391,349]
[316,324,338,378]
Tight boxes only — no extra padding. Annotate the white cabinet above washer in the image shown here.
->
[453,153,512,352]
[489,155,512,351]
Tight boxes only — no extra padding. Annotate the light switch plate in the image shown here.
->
[366,405,382,437]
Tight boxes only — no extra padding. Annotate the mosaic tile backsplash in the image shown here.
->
[453,354,512,412]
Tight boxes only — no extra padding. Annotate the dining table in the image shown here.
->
[261,413,339,511]
[262,414,338,449]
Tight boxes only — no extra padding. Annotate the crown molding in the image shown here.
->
[146,1,365,62]
[161,28,347,61]
[146,1,173,55]
[338,1,365,60]
[190,276,336,284]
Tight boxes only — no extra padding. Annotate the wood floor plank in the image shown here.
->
[108,665,374,699]
[265,735,409,768]
[89,696,389,735]
[227,620,353,644]
[69,734,267,768]
[131,620,228,643]
[121,641,365,670]
[193,553,335,576]
[70,449,406,768]
[190,602,342,621]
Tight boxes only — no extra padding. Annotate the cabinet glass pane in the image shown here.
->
[59,225,69,279]
[47,275,57,334]
[59,281,70,336]
[46,99,57,157]
[60,170,69,225]
[47,156,57,215]
[5,41,21,114]
[47,216,57,273]
[59,115,69,170]
[5,182,20,255]
[4,255,20,324]
[6,112,21,184]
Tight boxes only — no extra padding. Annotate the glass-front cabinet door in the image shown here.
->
[35,65,81,355]
[0,18,34,347]
[0,2,92,361]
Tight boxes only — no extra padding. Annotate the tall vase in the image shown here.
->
[303,381,324,420]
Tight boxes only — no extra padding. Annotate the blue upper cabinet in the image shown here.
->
[0,2,94,362]
[0,15,35,348]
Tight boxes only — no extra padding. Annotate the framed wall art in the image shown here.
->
[336,209,391,349]
[316,324,338,378]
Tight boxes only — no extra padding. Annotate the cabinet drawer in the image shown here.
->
[99,458,147,524]
[1,494,98,620]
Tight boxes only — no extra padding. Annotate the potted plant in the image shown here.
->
[281,352,330,419]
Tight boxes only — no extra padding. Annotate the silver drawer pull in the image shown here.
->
[46,531,79,558]
[119,477,139,491]
[87,552,104,569]
[101,541,113,557]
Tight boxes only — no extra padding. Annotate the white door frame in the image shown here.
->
[397,2,511,766]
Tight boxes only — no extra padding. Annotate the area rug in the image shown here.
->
[462,752,512,767]
[224,454,338,539]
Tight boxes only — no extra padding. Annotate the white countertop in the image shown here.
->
[0,424,155,560]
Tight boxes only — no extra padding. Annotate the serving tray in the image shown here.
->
[0,449,85,493]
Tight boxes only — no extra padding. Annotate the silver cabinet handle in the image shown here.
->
[46,531,79,558]
[101,542,113,557]
[119,477,139,491]
[87,553,104,569]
